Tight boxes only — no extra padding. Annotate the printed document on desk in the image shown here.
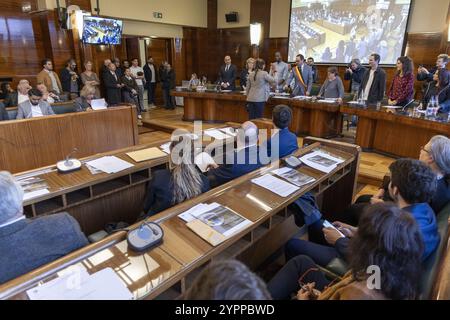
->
[299,150,344,174]
[86,156,134,174]
[272,167,315,187]
[205,129,232,140]
[252,174,300,197]
[27,267,133,300]
[90,98,107,110]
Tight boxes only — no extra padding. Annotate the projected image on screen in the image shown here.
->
[288,0,412,64]
[82,17,123,45]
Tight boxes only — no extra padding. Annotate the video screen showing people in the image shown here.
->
[82,17,123,45]
[288,0,412,64]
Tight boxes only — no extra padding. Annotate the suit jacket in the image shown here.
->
[121,75,138,93]
[287,64,314,96]
[103,71,122,105]
[0,102,9,121]
[37,69,62,93]
[246,70,276,102]
[265,128,299,159]
[207,146,263,188]
[0,213,88,284]
[60,68,81,93]
[74,96,98,112]
[3,91,18,107]
[161,70,176,89]
[357,67,386,104]
[218,64,237,90]
[143,63,159,86]
[16,100,55,119]
[430,177,450,214]
[143,169,210,218]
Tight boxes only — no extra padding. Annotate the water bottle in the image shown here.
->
[426,97,434,118]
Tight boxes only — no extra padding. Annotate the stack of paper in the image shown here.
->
[204,129,232,140]
[252,174,300,197]
[160,142,172,154]
[126,148,167,162]
[195,152,217,173]
[18,177,50,201]
[85,156,134,174]
[27,267,133,300]
[299,150,345,174]
[272,167,315,187]
[90,98,108,110]
[179,203,252,246]
[219,127,238,137]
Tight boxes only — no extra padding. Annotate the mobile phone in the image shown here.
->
[323,220,346,238]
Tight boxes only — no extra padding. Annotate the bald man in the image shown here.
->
[3,80,31,107]
[218,55,237,91]
[207,121,263,187]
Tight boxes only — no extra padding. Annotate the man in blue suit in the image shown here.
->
[207,121,264,188]
[265,105,298,160]
[285,54,313,96]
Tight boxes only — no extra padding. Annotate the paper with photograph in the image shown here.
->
[299,150,345,174]
[252,174,300,197]
[272,167,315,187]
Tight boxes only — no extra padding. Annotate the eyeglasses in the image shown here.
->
[421,146,430,154]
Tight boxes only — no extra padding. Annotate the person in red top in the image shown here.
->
[388,56,415,107]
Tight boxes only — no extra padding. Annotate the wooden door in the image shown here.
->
[145,38,172,105]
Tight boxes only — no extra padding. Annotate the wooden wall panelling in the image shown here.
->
[0,107,138,173]
[66,0,92,12]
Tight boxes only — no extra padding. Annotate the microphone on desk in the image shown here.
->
[399,99,416,113]
[56,148,82,173]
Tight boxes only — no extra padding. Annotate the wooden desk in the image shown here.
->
[1,138,361,300]
[172,90,342,138]
[0,106,139,173]
[341,104,450,158]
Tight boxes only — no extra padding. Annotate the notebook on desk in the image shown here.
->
[126,147,167,162]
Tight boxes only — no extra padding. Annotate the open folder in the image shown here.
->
[126,147,167,162]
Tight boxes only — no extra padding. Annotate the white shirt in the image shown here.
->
[130,66,144,86]
[18,93,29,105]
[45,69,60,94]
[31,104,44,117]
[0,216,26,229]
[149,64,156,83]
[363,69,376,100]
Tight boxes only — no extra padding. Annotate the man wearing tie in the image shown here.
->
[219,56,237,91]
[285,54,313,96]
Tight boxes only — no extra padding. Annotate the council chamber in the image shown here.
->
[0,0,449,304]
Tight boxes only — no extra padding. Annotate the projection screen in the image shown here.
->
[288,0,413,65]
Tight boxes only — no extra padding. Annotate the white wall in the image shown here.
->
[91,0,208,28]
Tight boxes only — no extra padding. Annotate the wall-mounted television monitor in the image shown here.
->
[288,0,413,65]
[82,16,123,45]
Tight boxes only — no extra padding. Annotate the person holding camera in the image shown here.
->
[344,59,366,95]
[122,67,142,119]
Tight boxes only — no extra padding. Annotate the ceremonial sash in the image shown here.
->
[294,66,307,90]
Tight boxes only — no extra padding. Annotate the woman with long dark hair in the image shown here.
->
[245,59,276,120]
[268,202,424,300]
[421,69,450,112]
[388,56,415,106]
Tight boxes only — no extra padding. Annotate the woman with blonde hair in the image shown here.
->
[142,131,210,218]
[74,85,98,112]
[81,60,101,98]
[240,57,256,90]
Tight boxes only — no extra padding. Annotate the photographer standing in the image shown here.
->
[344,59,366,96]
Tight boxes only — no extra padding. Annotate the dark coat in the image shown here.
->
[143,63,159,87]
[103,71,122,105]
[3,91,18,107]
[357,67,386,104]
[218,64,238,90]
[161,70,176,89]
[60,68,81,93]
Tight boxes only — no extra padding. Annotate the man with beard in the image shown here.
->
[16,88,55,119]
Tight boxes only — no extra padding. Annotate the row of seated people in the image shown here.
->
[1,106,449,299]
[0,68,144,121]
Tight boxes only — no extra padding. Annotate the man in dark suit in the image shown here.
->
[207,121,263,188]
[60,59,81,97]
[417,54,449,83]
[357,53,386,105]
[286,54,314,96]
[143,56,159,108]
[218,55,237,91]
[103,62,124,106]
